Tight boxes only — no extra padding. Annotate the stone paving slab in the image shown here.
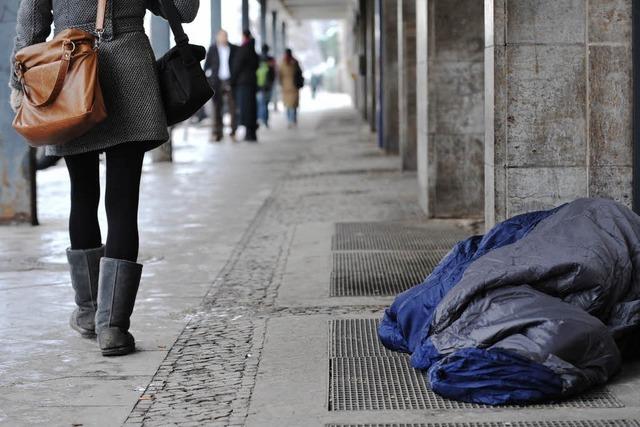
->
[246,315,329,427]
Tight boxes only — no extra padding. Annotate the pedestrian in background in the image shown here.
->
[9,0,200,356]
[231,30,259,142]
[310,73,323,99]
[279,48,303,129]
[204,29,238,141]
[256,44,276,129]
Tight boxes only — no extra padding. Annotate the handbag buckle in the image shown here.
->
[94,29,104,50]
[62,40,76,60]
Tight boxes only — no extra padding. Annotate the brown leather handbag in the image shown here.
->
[12,0,108,147]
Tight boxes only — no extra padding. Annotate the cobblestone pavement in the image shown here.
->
[124,109,438,425]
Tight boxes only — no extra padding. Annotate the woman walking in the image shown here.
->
[279,49,302,128]
[9,0,199,356]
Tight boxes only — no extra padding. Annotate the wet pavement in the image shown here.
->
[0,98,320,425]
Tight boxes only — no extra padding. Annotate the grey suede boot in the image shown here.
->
[96,257,143,356]
[67,246,104,338]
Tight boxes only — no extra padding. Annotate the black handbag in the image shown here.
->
[156,0,213,126]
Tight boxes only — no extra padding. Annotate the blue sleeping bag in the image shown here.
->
[379,198,640,405]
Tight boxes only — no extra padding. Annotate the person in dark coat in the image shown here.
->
[9,0,200,357]
[231,30,259,142]
[204,29,238,141]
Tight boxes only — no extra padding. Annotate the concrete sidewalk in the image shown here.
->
[2,100,639,427]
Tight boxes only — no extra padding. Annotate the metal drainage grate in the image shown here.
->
[329,356,438,411]
[325,422,640,427]
[328,356,624,411]
[332,222,467,251]
[330,251,447,296]
[328,319,624,411]
[329,318,397,358]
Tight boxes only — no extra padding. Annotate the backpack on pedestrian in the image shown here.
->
[294,61,305,89]
[257,59,276,90]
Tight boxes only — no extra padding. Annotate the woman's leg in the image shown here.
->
[257,90,266,123]
[104,143,145,262]
[263,89,272,125]
[64,151,103,337]
[64,151,102,249]
[96,143,146,356]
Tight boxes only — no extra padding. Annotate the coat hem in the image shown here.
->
[46,132,170,157]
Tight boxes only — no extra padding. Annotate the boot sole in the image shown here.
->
[69,316,96,339]
[101,344,135,357]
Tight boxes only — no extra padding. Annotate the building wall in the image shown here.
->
[382,0,399,154]
[418,0,485,218]
[365,0,377,131]
[398,0,418,170]
[348,4,366,117]
[416,0,430,214]
[485,0,632,227]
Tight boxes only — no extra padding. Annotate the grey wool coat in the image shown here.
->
[10,0,200,156]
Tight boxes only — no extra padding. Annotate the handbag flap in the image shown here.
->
[21,60,63,106]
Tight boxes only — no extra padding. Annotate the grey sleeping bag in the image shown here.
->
[419,198,640,402]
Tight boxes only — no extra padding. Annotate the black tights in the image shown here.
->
[64,144,145,262]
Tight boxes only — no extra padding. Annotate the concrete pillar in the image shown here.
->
[339,20,353,97]
[356,0,368,120]
[365,0,377,132]
[484,0,632,227]
[259,0,267,48]
[416,0,484,218]
[381,0,399,154]
[374,0,383,141]
[416,0,430,214]
[266,10,273,47]
[0,0,37,225]
[150,14,170,57]
[398,0,417,170]
[281,21,287,49]
[150,15,172,162]
[242,0,250,32]
[271,10,279,55]
[271,10,280,111]
[211,0,221,40]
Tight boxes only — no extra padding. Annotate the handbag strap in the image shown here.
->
[159,0,198,64]
[95,0,108,47]
[96,0,107,33]
[21,41,74,107]
[159,0,190,45]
